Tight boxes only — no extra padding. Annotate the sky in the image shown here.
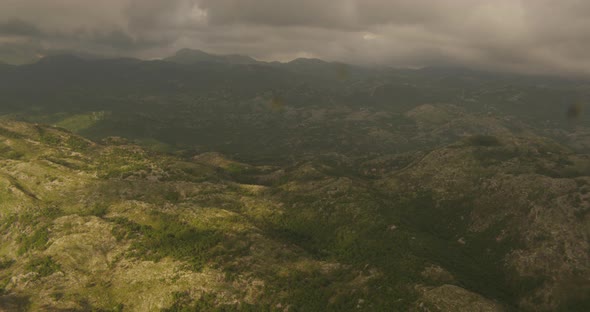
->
[1,0,590,76]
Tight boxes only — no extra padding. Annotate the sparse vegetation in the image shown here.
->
[81,203,109,217]
[111,214,222,271]
[26,256,61,278]
[467,135,502,147]
[0,257,15,270]
[18,226,50,255]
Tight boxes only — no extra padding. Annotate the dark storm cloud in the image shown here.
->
[0,19,41,36]
[1,0,590,76]
[72,29,175,51]
[0,40,42,64]
[197,0,357,29]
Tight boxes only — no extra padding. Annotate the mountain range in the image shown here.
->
[0,49,589,311]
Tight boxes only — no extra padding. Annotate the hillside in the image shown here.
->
[1,119,589,311]
[0,120,366,311]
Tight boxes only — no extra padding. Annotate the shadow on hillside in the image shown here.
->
[0,294,30,311]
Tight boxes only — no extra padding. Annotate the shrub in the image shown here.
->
[110,215,221,271]
[18,226,49,255]
[467,135,502,147]
[81,203,108,218]
[26,256,61,277]
[0,257,15,270]
[66,136,91,152]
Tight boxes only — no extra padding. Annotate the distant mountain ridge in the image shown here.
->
[164,48,260,65]
[163,49,345,69]
[19,49,584,87]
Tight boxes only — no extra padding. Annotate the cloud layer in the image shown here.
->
[1,0,590,76]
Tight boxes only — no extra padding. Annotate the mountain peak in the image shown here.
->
[165,48,259,65]
[35,54,85,65]
[174,48,210,57]
[287,58,330,66]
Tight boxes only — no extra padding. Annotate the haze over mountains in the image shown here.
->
[0,49,589,311]
[4,1,590,77]
[2,49,590,156]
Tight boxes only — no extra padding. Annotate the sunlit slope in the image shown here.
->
[0,120,370,311]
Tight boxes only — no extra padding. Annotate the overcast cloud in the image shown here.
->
[1,0,590,76]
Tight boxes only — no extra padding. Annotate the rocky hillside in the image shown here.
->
[0,120,364,311]
[379,134,590,311]
[1,116,588,311]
